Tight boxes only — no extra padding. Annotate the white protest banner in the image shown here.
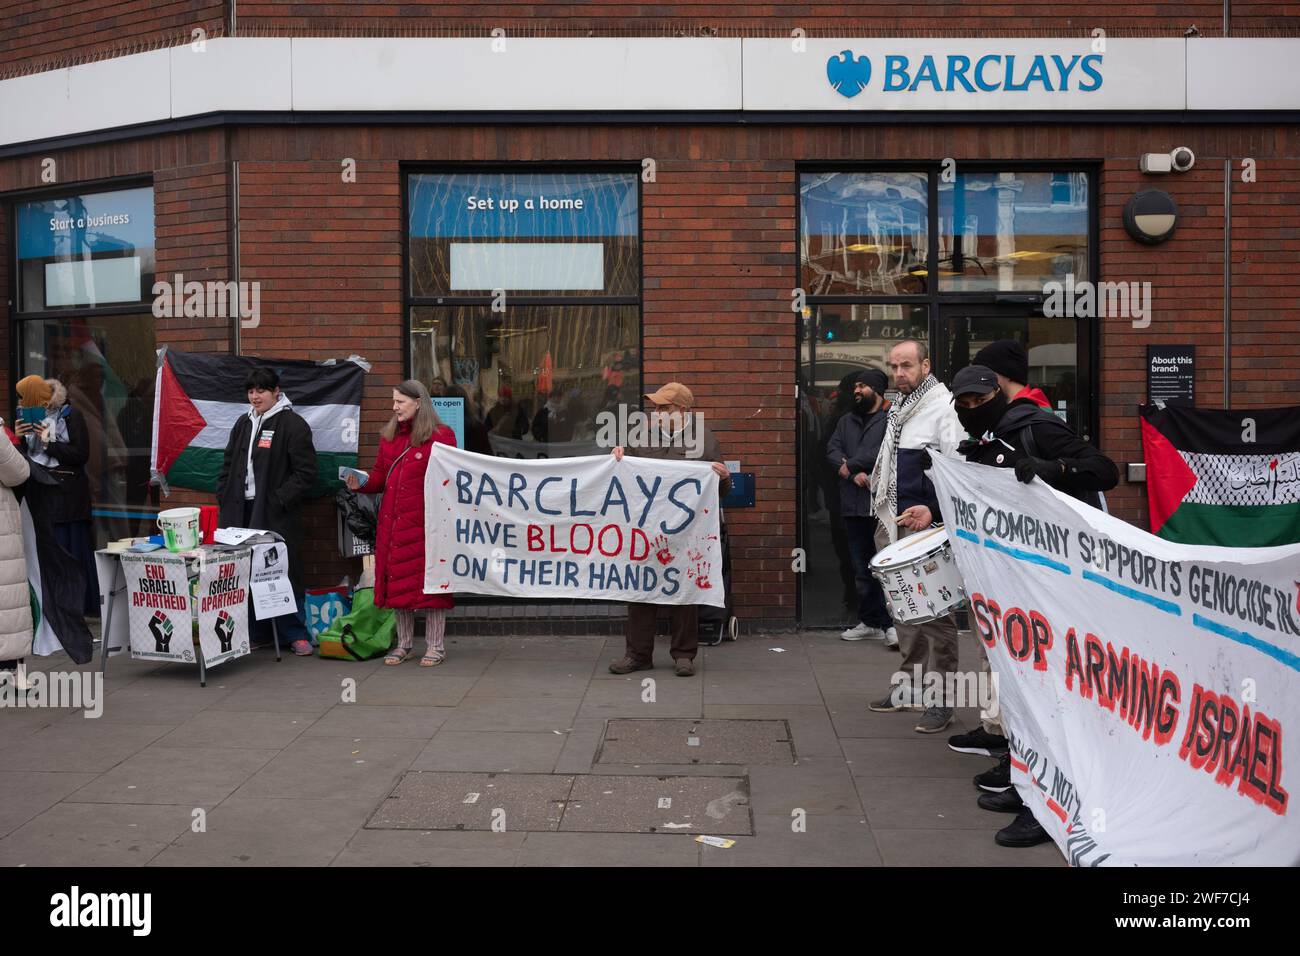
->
[194,549,251,668]
[250,541,295,620]
[424,444,724,606]
[120,552,195,663]
[928,455,1299,866]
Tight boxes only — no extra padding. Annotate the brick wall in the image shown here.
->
[235,160,404,588]
[5,122,1300,622]
[0,0,224,74]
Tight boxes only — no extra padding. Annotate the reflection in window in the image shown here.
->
[18,315,157,544]
[15,186,156,312]
[802,304,929,400]
[938,171,1089,292]
[411,306,639,459]
[800,172,929,296]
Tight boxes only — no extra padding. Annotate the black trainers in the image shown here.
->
[974,752,1012,793]
[995,809,1051,848]
[977,788,1025,814]
[947,727,1009,757]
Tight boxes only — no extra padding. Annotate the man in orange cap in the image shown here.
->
[609,382,731,677]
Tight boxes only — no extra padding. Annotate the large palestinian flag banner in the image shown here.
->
[150,347,367,495]
[1140,403,1300,547]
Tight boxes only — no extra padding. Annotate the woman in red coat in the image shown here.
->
[346,380,456,666]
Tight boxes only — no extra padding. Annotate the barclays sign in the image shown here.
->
[826,50,1104,97]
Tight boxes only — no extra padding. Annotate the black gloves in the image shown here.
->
[918,450,933,470]
[1015,456,1064,485]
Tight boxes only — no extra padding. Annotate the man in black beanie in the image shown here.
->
[973,339,1051,409]
[825,368,895,645]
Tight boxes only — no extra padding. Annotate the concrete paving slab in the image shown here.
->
[702,704,843,758]
[577,673,703,719]
[64,745,278,805]
[204,681,339,715]
[518,831,701,867]
[554,719,608,774]
[438,695,580,733]
[0,721,173,773]
[233,735,426,801]
[410,730,567,773]
[332,827,525,865]
[856,775,1007,829]
[0,771,99,839]
[0,802,199,867]
[596,718,793,765]
[700,813,882,867]
[746,756,865,817]
[841,736,990,779]
[466,659,595,699]
[496,636,607,661]
[873,826,1065,867]
[352,672,478,707]
[154,710,318,750]
[367,771,574,831]
[560,774,751,835]
[701,668,825,706]
[148,796,374,867]
[301,704,450,739]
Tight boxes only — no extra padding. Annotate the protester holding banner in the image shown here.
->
[867,340,964,733]
[945,364,1119,848]
[216,367,318,656]
[826,369,896,646]
[609,382,731,678]
[348,380,456,666]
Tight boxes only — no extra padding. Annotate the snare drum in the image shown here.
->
[869,526,967,625]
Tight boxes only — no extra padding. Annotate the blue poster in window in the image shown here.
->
[409,172,637,239]
[16,186,155,261]
[432,397,465,450]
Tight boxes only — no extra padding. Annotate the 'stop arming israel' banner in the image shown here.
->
[929,455,1298,866]
[424,445,724,607]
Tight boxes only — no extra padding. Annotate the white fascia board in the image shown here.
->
[171,37,293,115]
[1187,39,1300,111]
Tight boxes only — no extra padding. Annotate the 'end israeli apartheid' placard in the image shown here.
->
[424,445,724,606]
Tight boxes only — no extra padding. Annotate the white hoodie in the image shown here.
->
[244,393,292,500]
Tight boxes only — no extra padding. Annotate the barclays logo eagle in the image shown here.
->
[826,50,872,98]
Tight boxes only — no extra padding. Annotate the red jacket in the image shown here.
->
[359,421,457,610]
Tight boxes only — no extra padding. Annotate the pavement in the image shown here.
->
[0,628,1065,867]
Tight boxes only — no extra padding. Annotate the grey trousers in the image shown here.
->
[875,521,960,705]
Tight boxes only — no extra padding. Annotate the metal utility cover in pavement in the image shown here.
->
[596,719,794,765]
[366,771,752,834]
[367,771,575,831]
[561,774,751,835]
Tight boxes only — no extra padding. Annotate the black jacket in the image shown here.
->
[31,405,92,524]
[825,402,889,517]
[961,399,1119,509]
[216,407,317,594]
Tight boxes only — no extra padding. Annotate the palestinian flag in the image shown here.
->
[150,346,367,495]
[1140,403,1300,547]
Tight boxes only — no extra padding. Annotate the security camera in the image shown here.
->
[1170,147,1195,172]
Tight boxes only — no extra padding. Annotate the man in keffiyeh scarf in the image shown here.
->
[866,340,966,735]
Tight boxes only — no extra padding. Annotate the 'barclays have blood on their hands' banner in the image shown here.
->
[928,455,1298,866]
[424,445,724,607]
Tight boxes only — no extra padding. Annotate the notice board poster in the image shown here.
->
[1147,345,1195,404]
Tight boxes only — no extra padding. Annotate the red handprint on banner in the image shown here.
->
[652,534,674,565]
[688,561,713,589]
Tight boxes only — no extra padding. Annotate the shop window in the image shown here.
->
[938,171,1089,292]
[406,170,640,461]
[800,172,929,296]
[10,184,157,547]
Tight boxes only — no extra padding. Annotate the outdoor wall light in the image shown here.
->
[1123,189,1179,245]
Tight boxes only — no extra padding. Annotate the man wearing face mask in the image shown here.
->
[948,364,1118,849]
[826,369,896,646]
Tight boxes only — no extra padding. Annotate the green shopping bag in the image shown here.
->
[316,587,395,661]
